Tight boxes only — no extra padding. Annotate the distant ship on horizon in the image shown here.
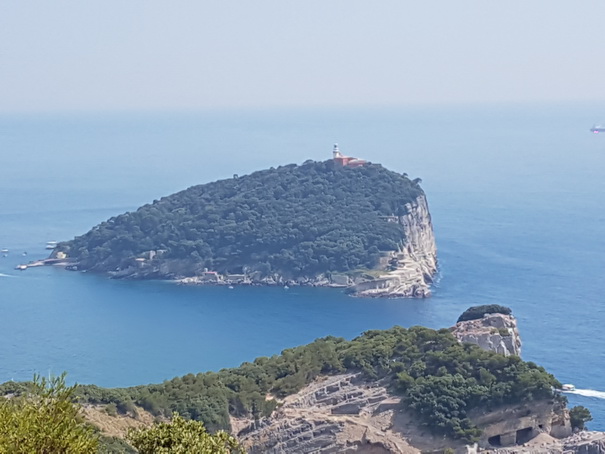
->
[590,124,605,134]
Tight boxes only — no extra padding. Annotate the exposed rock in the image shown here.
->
[236,372,574,454]
[470,399,572,449]
[483,431,605,453]
[564,432,605,454]
[236,373,422,454]
[451,313,522,357]
[352,195,437,298]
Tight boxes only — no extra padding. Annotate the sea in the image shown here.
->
[0,103,604,429]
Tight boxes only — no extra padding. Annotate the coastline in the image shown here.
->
[23,194,438,298]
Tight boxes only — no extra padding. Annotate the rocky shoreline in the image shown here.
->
[41,194,437,298]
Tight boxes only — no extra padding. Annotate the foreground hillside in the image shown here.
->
[1,307,600,453]
[56,160,430,288]
[72,323,560,442]
[72,318,568,452]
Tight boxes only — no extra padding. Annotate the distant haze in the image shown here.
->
[1,1,605,113]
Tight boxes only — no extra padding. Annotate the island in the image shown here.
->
[53,147,438,297]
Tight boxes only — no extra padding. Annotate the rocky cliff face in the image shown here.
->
[451,313,522,357]
[352,195,437,298]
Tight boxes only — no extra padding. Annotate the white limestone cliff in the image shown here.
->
[352,194,437,298]
[452,313,522,357]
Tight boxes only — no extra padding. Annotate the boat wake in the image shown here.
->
[0,273,13,278]
[564,389,605,400]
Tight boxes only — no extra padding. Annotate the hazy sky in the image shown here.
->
[1,1,604,113]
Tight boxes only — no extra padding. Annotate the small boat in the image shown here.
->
[22,252,27,256]
[45,241,57,250]
[284,285,289,290]
[1,249,8,253]
[590,124,605,134]
[15,265,27,271]
[561,384,576,392]
[228,285,234,289]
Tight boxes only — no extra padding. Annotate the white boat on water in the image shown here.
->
[1,249,8,253]
[561,384,576,392]
[45,241,57,250]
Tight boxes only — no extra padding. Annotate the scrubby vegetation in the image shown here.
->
[58,161,423,278]
[0,374,98,453]
[127,413,242,454]
[0,375,244,454]
[457,304,512,323]
[61,326,561,443]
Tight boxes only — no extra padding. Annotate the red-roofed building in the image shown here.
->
[332,144,367,168]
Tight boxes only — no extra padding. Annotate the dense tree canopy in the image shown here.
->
[58,161,424,278]
[64,326,560,443]
[457,305,512,323]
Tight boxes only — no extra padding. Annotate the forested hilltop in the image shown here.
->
[57,160,425,279]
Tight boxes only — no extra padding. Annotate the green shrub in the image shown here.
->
[105,403,118,416]
[570,406,592,430]
[0,374,98,453]
[127,413,243,454]
[457,305,512,322]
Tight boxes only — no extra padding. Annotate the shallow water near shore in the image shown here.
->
[1,104,604,428]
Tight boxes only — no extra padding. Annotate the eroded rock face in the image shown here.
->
[451,313,522,357]
[483,431,605,454]
[471,400,572,449]
[235,373,423,454]
[353,195,438,298]
[565,433,605,454]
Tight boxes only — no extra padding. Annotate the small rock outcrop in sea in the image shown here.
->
[451,311,522,357]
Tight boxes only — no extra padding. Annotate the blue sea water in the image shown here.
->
[0,104,604,429]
